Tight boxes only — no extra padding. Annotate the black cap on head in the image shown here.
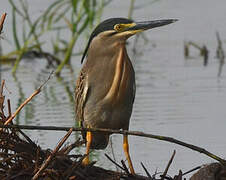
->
[81,18,133,64]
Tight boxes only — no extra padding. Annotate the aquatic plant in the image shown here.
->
[4,0,112,74]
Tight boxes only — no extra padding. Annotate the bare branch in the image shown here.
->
[0,13,7,34]
[32,128,73,180]
[1,124,226,166]
[161,150,176,180]
[1,72,53,127]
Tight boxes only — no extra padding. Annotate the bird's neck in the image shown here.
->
[103,43,131,104]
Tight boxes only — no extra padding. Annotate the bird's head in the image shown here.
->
[81,18,177,63]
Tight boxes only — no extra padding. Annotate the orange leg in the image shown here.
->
[123,134,135,175]
[82,131,92,165]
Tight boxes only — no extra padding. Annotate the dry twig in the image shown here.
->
[141,162,153,179]
[32,128,73,180]
[0,13,7,34]
[184,41,209,66]
[182,166,201,176]
[0,80,5,120]
[105,154,125,172]
[1,71,53,128]
[0,124,225,166]
[216,32,225,77]
[173,170,182,180]
[161,150,176,180]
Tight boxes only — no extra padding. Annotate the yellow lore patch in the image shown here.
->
[113,23,136,32]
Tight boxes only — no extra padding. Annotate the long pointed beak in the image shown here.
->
[127,19,178,33]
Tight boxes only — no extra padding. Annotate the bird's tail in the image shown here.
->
[83,132,109,150]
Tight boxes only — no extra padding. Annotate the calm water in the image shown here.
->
[1,0,226,178]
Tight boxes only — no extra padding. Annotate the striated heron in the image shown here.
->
[75,17,177,174]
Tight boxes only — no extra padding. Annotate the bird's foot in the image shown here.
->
[82,156,90,166]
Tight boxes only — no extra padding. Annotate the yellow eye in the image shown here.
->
[114,24,123,32]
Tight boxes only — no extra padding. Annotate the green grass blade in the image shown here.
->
[12,48,25,74]
[41,0,67,28]
[47,2,68,30]
[9,0,25,18]
[71,0,78,14]
[12,7,21,50]
[27,15,43,40]
[54,5,71,23]
[78,15,90,34]
[22,21,26,43]
[55,32,79,75]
